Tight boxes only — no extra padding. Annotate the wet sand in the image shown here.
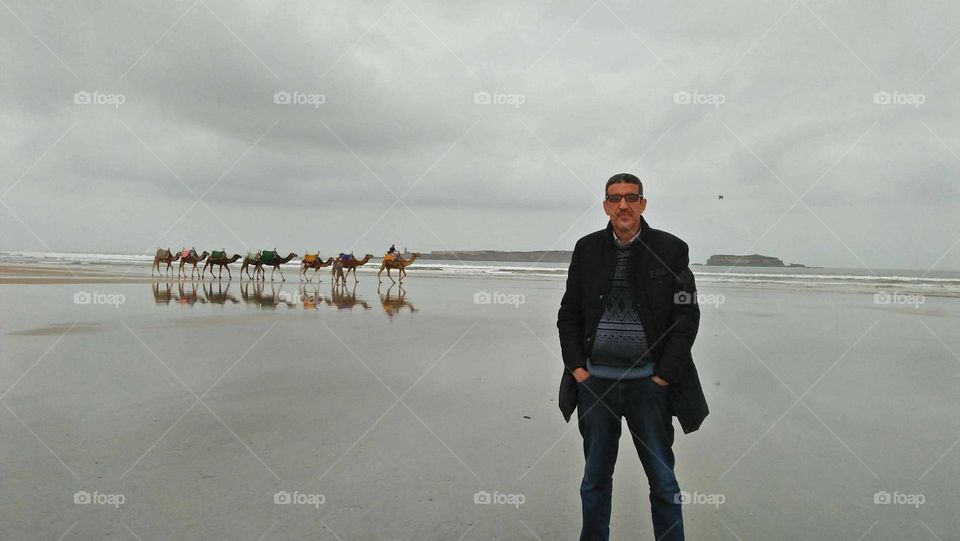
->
[1,268,959,540]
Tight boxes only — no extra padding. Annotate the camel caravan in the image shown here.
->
[152,244,420,284]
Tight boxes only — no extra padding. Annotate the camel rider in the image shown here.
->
[385,244,398,263]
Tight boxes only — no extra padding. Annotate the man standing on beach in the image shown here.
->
[557,173,708,541]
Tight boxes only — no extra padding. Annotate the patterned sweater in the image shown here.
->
[586,226,655,380]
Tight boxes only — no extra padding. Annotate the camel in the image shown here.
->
[151,248,181,276]
[240,251,261,280]
[300,254,335,282]
[178,248,209,279]
[378,252,420,284]
[202,252,242,279]
[254,250,299,282]
[331,254,373,284]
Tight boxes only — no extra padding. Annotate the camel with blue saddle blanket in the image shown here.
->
[331,253,373,285]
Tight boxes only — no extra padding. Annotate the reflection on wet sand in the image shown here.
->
[378,283,417,320]
[239,280,297,309]
[148,279,415,317]
[328,282,371,311]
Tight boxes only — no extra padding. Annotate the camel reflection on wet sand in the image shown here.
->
[378,283,417,320]
[149,279,417,318]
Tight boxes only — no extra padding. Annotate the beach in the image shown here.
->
[2,262,959,540]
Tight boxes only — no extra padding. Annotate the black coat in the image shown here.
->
[557,217,709,434]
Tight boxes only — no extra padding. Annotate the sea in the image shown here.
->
[1,250,959,297]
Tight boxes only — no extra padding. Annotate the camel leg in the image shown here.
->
[225,266,231,279]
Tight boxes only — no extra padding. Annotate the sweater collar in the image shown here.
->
[605,216,649,249]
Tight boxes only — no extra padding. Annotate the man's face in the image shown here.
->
[603,182,646,233]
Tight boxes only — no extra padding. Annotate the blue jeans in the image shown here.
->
[577,375,683,541]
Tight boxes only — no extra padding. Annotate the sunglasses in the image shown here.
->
[605,193,643,203]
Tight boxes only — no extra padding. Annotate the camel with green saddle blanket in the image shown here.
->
[331,253,373,285]
[202,251,242,279]
[177,248,209,279]
[151,247,181,277]
[251,249,299,282]
[378,252,420,284]
[300,253,335,282]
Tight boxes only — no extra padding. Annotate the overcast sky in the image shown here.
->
[2,0,958,271]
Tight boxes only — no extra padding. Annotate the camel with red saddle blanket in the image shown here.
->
[177,248,209,279]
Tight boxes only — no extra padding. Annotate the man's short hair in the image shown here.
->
[605,173,643,196]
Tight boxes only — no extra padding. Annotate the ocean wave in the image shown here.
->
[2,251,958,293]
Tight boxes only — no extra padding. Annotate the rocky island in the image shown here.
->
[705,254,805,267]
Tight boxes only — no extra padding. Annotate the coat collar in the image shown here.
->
[604,215,651,251]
